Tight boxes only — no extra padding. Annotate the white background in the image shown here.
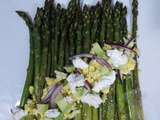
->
[0,0,160,119]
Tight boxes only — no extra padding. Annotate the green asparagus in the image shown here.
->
[16,11,34,108]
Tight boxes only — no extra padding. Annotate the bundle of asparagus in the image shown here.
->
[12,0,143,119]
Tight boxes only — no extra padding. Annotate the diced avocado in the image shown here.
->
[37,104,49,113]
[76,87,84,97]
[90,43,105,57]
[55,93,64,104]
[64,66,75,73]
[57,98,72,113]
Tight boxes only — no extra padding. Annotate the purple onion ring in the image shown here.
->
[41,83,62,104]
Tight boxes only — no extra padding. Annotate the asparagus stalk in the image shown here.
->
[64,0,76,66]
[46,0,53,76]
[42,0,52,76]
[90,3,102,43]
[97,4,103,119]
[100,0,108,41]
[33,8,43,102]
[101,1,116,120]
[131,0,144,119]
[50,0,57,76]
[16,11,34,108]
[105,0,114,42]
[75,0,83,55]
[82,5,93,120]
[74,1,83,119]
[34,0,52,101]
[58,8,66,70]
[67,0,77,57]
[119,4,138,120]
[113,2,129,120]
[52,4,62,72]
[124,75,137,120]
[104,87,116,120]
[121,6,128,38]
[82,5,91,52]
[100,1,110,119]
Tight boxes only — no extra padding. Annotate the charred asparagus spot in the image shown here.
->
[16,11,34,108]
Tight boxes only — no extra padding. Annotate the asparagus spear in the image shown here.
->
[131,0,144,119]
[50,0,57,76]
[100,0,108,41]
[52,4,62,71]
[101,1,116,120]
[118,4,138,120]
[74,1,82,120]
[121,6,128,38]
[67,0,77,57]
[34,0,52,101]
[97,4,103,119]
[42,0,52,76]
[113,2,129,120]
[46,0,53,76]
[105,0,114,42]
[33,8,43,102]
[82,5,91,52]
[75,0,83,55]
[16,11,34,108]
[103,87,116,120]
[82,5,93,120]
[124,75,137,120]
[58,8,66,70]
[90,3,102,43]
[64,0,76,66]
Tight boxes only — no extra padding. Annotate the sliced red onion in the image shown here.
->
[95,57,112,70]
[70,53,93,60]
[107,43,138,55]
[42,83,62,104]
[70,53,112,70]
[50,85,63,108]
[125,38,136,47]
[84,80,92,90]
